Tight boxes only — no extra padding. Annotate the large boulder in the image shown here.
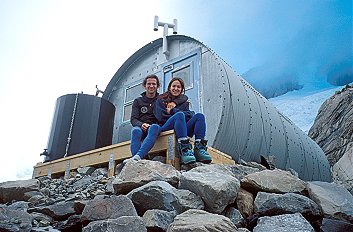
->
[307,181,353,223]
[81,195,137,224]
[179,166,240,213]
[241,169,306,193]
[82,216,147,232]
[0,205,33,232]
[253,213,314,232]
[167,209,238,232]
[0,179,40,203]
[127,181,204,215]
[113,160,180,194]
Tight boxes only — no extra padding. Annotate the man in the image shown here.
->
[124,74,161,163]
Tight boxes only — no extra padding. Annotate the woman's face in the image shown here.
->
[169,80,183,97]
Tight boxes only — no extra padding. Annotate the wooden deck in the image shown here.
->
[33,130,235,179]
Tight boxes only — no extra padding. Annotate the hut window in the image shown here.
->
[123,103,133,122]
[172,65,193,90]
[123,82,143,122]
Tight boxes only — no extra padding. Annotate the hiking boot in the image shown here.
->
[177,139,196,164]
[194,139,212,163]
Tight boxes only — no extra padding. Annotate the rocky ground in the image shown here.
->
[1,159,353,232]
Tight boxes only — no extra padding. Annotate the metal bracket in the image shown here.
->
[167,135,175,160]
[47,167,52,178]
[64,160,70,179]
[109,154,114,170]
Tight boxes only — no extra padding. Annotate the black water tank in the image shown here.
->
[45,93,115,161]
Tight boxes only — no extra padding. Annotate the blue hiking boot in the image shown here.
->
[194,139,212,163]
[177,139,196,164]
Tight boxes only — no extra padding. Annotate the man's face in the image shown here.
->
[144,78,158,95]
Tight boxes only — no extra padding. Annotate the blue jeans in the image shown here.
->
[161,112,206,140]
[130,124,160,159]
[186,113,206,139]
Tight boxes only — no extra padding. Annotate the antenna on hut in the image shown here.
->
[153,16,178,59]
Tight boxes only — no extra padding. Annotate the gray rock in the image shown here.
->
[307,181,353,223]
[54,214,82,232]
[253,213,314,232]
[179,168,240,213]
[320,218,353,232]
[0,179,40,203]
[167,209,238,232]
[333,149,353,195]
[77,166,95,176]
[8,201,29,212]
[127,181,204,215]
[225,207,244,228]
[0,205,33,232]
[254,192,322,221]
[113,160,180,194]
[143,209,176,231]
[81,195,137,223]
[28,200,76,221]
[82,216,147,232]
[30,212,54,227]
[309,86,353,166]
[241,169,306,193]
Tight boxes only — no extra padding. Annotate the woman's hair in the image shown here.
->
[159,77,185,100]
[142,74,160,87]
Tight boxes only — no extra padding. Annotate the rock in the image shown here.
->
[307,181,353,223]
[254,192,322,221]
[333,148,353,195]
[77,167,95,176]
[224,207,244,228]
[253,213,314,232]
[0,179,40,203]
[309,85,353,166]
[54,214,82,232]
[236,188,254,218]
[143,209,176,231]
[320,218,353,232]
[179,167,240,213]
[81,195,137,224]
[127,181,204,215]
[0,205,33,232]
[167,209,238,232]
[241,169,306,193]
[113,160,180,194]
[28,200,76,221]
[82,216,147,232]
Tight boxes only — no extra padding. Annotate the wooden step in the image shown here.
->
[33,130,235,179]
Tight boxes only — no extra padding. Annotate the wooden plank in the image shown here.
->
[33,130,175,178]
[209,146,235,165]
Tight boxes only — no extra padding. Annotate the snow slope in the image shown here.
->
[269,84,344,134]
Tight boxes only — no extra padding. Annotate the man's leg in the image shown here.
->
[130,126,144,156]
[137,124,161,159]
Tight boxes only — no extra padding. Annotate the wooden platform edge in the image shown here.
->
[33,130,235,179]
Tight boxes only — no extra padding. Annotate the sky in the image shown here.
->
[0,0,352,182]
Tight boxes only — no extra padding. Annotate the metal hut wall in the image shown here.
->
[103,35,332,182]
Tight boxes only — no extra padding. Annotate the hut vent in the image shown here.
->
[153,15,178,58]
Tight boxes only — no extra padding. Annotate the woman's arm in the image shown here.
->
[154,98,171,125]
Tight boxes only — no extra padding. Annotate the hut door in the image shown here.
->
[162,49,201,112]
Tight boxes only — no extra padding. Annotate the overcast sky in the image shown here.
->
[0,0,351,182]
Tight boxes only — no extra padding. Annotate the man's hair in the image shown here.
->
[143,74,160,87]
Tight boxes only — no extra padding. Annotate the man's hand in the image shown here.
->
[141,123,150,132]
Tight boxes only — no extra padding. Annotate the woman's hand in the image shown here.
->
[166,102,176,114]
[141,123,150,132]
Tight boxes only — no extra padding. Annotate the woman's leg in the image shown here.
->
[137,124,161,159]
[161,112,187,140]
[130,126,144,156]
[161,112,195,164]
[186,113,206,139]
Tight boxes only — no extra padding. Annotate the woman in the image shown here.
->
[154,77,212,164]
